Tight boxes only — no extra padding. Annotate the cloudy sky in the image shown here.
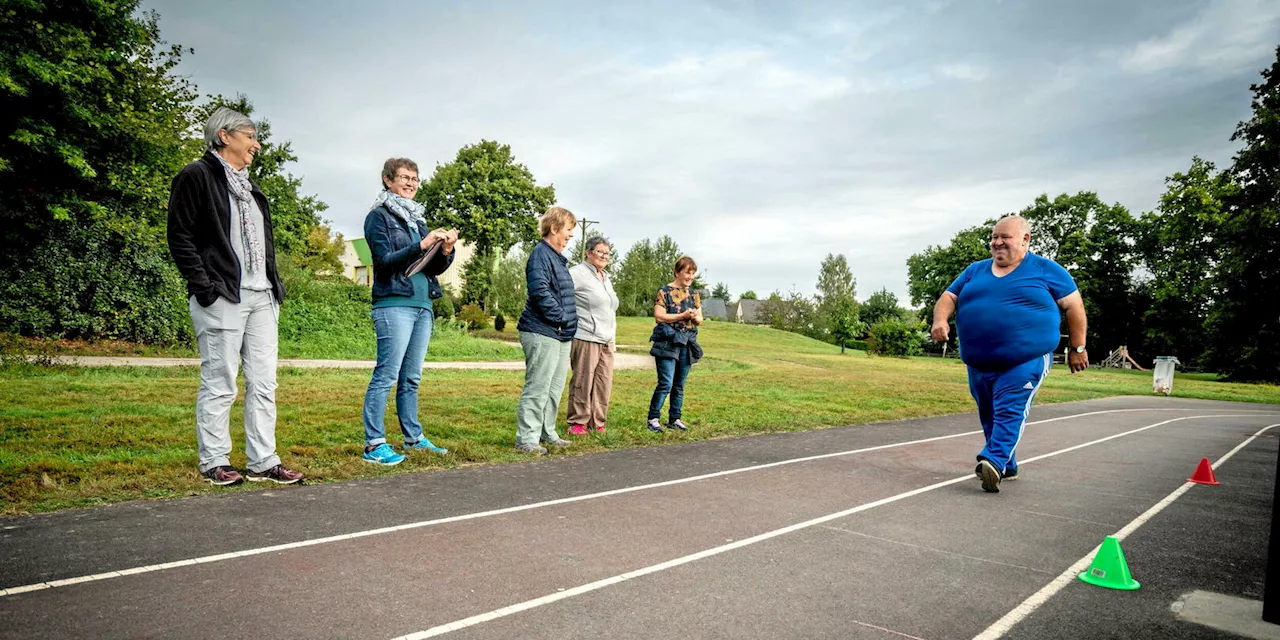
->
[142,0,1279,303]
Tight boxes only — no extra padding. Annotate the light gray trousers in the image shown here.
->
[516,331,571,446]
[189,290,281,473]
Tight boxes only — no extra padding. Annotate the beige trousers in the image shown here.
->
[567,339,614,428]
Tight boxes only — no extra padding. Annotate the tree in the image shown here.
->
[417,141,553,307]
[862,288,906,328]
[739,290,758,300]
[761,290,820,338]
[814,253,858,342]
[829,296,862,354]
[418,140,555,258]
[296,225,345,276]
[711,282,731,301]
[1017,192,1141,354]
[1208,46,1280,381]
[490,245,530,317]
[613,236,683,316]
[906,225,990,319]
[460,247,496,308]
[0,1,198,342]
[1137,157,1234,365]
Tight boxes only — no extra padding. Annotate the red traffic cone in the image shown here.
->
[1188,458,1219,485]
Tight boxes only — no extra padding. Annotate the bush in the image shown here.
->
[0,220,193,345]
[432,317,469,339]
[494,312,506,332]
[432,285,456,319]
[275,258,374,358]
[458,304,491,331]
[866,319,924,357]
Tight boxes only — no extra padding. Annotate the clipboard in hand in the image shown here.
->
[404,240,443,278]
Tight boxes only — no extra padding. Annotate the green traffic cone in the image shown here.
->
[1078,536,1141,590]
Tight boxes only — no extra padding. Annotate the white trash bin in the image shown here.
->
[1152,356,1180,395]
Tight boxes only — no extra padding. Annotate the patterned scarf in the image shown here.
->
[213,153,265,274]
[372,190,426,227]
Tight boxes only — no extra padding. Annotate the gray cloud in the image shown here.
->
[144,0,1280,303]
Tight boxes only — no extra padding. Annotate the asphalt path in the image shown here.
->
[1,396,1276,639]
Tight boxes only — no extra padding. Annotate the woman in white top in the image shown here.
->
[566,236,620,435]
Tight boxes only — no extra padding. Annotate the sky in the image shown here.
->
[141,0,1280,304]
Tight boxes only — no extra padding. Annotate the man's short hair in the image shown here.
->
[540,207,576,237]
[997,215,1032,236]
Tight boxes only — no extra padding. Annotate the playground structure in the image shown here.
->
[1097,345,1147,371]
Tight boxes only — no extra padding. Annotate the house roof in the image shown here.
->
[351,238,372,266]
[736,299,769,323]
[702,298,728,320]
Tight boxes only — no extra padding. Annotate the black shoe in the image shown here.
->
[646,419,664,433]
[1003,466,1019,481]
[975,459,1001,493]
[667,419,689,431]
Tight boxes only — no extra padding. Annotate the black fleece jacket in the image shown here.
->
[167,152,285,307]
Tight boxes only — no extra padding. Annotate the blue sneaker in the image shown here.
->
[363,443,405,466]
[405,438,448,455]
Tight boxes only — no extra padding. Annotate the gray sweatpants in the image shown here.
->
[516,330,571,446]
[188,289,281,473]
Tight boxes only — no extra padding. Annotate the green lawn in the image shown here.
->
[2,329,523,362]
[1,318,1276,516]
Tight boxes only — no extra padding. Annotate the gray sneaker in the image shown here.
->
[516,443,548,456]
[543,438,572,448]
[975,459,1001,493]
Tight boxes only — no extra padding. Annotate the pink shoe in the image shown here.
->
[567,424,588,436]
[594,424,606,433]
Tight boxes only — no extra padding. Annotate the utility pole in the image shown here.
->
[578,217,600,263]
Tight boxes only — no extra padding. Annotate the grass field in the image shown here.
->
[1,328,523,362]
[1,318,1276,516]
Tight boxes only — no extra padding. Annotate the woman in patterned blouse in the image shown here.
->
[646,256,703,432]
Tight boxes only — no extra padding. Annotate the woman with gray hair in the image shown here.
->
[166,106,303,486]
[566,236,618,435]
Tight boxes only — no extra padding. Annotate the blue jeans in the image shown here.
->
[648,346,692,422]
[967,353,1052,474]
[362,307,433,447]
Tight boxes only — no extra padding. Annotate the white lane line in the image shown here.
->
[391,413,1275,639]
[849,619,932,640]
[0,407,1267,599]
[971,422,1280,640]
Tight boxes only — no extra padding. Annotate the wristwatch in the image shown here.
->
[1071,345,1086,353]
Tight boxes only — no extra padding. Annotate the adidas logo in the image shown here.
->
[1023,382,1035,389]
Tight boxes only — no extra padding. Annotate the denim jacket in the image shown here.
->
[517,240,578,341]
[363,205,453,302]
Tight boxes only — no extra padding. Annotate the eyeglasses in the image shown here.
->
[590,250,611,258]
[394,174,420,185]
[233,129,258,142]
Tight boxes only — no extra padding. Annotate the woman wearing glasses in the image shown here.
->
[359,157,458,466]
[566,236,619,435]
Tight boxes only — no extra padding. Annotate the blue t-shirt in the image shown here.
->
[946,253,1077,371]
